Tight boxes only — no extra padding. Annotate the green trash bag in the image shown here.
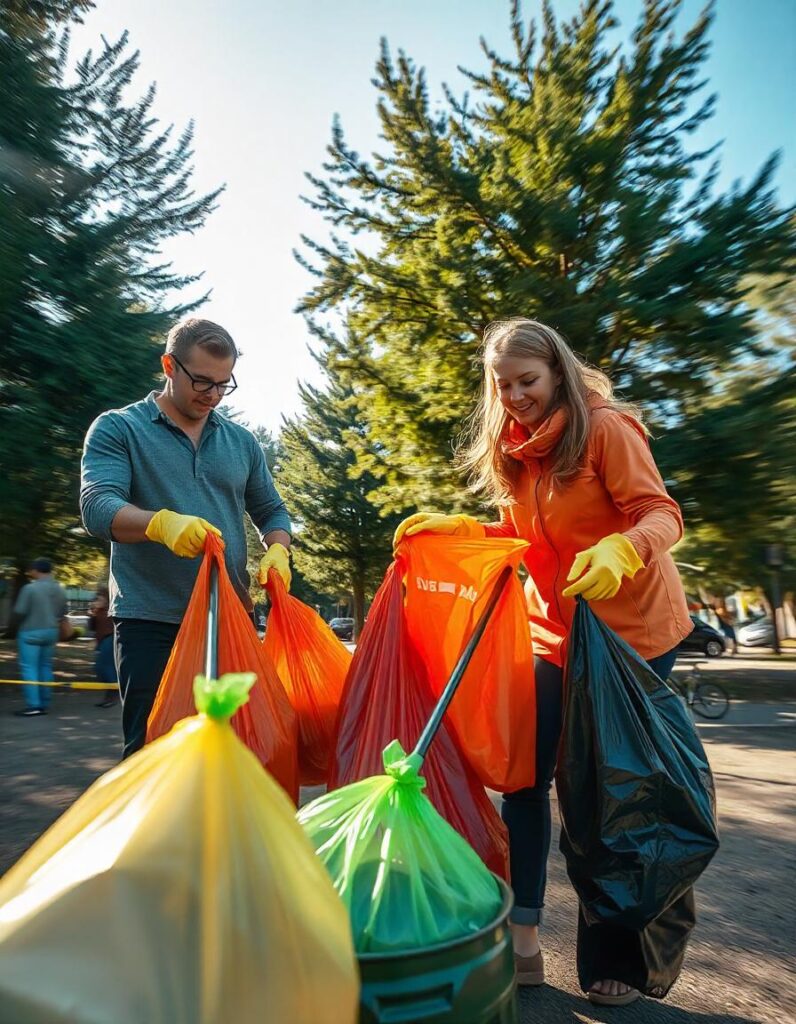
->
[297,739,503,953]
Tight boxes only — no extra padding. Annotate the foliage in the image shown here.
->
[296,0,796,577]
[277,376,407,634]
[0,2,221,578]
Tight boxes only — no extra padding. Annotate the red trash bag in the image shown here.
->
[262,571,352,785]
[398,534,536,792]
[329,562,510,880]
[146,534,299,802]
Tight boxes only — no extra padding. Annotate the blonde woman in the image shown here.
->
[394,318,692,1005]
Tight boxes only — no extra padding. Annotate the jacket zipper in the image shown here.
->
[532,460,565,625]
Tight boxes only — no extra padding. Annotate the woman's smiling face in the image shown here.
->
[492,354,560,429]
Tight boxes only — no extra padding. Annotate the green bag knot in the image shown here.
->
[193,673,256,720]
[382,739,426,788]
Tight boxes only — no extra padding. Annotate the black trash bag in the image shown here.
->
[558,599,719,933]
[577,888,697,999]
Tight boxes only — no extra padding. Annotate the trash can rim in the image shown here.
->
[356,874,513,962]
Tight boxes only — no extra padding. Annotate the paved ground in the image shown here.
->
[1,660,795,1023]
[511,723,796,1024]
[692,702,796,728]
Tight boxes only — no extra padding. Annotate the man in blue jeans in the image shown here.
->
[11,558,67,717]
[80,318,293,758]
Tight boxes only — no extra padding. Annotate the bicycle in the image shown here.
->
[667,662,730,720]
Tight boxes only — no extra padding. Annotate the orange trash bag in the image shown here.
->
[146,534,299,802]
[397,534,536,792]
[262,571,352,785]
[329,563,510,880]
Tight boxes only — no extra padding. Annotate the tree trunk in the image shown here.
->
[352,575,366,641]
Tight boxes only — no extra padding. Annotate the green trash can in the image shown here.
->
[357,876,517,1024]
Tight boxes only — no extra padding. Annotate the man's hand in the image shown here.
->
[145,509,222,558]
[258,542,291,590]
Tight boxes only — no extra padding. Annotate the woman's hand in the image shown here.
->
[562,533,644,601]
[392,512,485,551]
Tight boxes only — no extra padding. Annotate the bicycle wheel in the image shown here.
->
[692,682,730,720]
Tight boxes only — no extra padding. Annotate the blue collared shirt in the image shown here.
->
[80,392,291,623]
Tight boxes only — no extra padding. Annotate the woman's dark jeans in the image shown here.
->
[502,647,678,925]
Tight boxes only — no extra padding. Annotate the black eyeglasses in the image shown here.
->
[171,355,238,397]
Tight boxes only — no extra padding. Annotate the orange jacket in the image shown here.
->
[484,400,692,666]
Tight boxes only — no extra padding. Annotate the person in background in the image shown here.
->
[89,585,118,708]
[11,558,67,717]
[714,602,738,656]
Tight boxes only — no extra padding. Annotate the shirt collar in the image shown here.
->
[146,391,220,430]
[146,392,163,422]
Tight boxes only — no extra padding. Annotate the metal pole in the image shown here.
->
[413,565,513,762]
[763,544,785,657]
[770,569,782,656]
[205,561,219,680]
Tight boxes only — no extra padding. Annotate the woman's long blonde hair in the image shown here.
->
[457,318,645,503]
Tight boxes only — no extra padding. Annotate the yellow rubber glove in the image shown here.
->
[145,509,222,558]
[562,533,644,601]
[258,543,292,591]
[393,512,485,551]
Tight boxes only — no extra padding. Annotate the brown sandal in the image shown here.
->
[514,949,545,986]
[587,984,640,1006]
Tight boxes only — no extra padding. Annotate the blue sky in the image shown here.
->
[69,0,796,431]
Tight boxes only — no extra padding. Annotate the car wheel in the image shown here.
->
[705,639,723,658]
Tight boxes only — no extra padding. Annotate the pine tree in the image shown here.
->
[297,0,795,521]
[657,268,796,588]
[0,2,222,576]
[212,414,340,622]
[277,375,407,636]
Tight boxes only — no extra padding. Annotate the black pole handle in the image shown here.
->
[412,564,513,761]
[205,560,219,680]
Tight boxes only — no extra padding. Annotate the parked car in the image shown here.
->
[677,615,726,658]
[736,616,774,648]
[329,617,355,641]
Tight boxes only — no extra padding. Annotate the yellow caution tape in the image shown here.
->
[0,679,110,690]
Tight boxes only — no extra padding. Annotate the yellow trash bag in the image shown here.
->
[0,674,359,1024]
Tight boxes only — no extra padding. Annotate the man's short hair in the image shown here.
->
[31,558,52,574]
[166,318,240,363]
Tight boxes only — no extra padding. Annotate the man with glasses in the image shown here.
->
[80,318,292,757]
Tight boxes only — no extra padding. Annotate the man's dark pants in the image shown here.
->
[113,619,179,759]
